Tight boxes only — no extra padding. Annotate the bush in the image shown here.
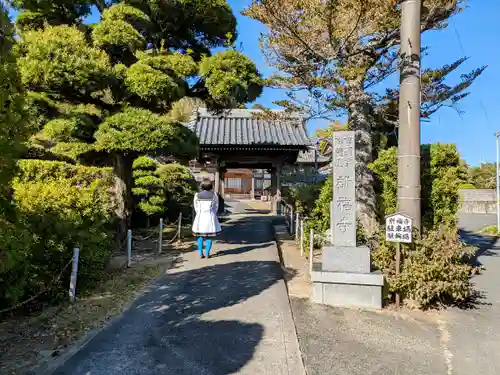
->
[158,163,197,222]
[0,160,115,308]
[287,182,323,216]
[368,143,473,308]
[16,159,113,186]
[369,143,467,230]
[132,156,165,219]
[371,226,476,308]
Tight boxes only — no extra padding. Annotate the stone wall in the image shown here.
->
[459,189,497,214]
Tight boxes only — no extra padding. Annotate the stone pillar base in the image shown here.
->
[311,268,384,310]
[311,244,384,310]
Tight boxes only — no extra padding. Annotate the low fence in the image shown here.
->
[459,189,497,214]
[280,201,321,274]
[0,213,185,315]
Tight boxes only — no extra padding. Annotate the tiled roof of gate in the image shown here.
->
[188,108,310,147]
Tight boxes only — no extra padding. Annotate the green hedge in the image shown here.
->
[0,160,115,308]
[368,143,473,308]
[302,143,474,308]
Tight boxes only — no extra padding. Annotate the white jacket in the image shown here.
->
[192,191,221,236]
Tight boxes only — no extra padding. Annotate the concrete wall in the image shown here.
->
[459,189,497,214]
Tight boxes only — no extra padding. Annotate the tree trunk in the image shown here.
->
[114,153,134,239]
[347,80,378,237]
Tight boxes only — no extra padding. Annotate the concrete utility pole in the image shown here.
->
[495,133,500,231]
[397,0,422,232]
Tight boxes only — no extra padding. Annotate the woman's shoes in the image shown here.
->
[200,254,206,259]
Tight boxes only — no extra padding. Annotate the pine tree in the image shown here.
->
[12,1,263,235]
[244,0,484,234]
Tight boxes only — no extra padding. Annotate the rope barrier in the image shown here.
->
[0,257,74,315]
[2,215,186,314]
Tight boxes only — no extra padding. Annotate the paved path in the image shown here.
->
[50,204,305,375]
[283,213,500,375]
[442,214,500,375]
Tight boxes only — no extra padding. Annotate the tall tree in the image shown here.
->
[244,0,484,234]
[0,3,29,215]
[468,163,496,189]
[13,1,263,234]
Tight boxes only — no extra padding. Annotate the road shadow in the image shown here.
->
[459,229,500,267]
[217,215,274,245]
[51,260,285,375]
[214,242,273,257]
[244,208,271,215]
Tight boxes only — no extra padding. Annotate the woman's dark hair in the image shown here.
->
[200,179,213,191]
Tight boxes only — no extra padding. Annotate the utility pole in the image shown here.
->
[495,133,500,231]
[397,0,422,232]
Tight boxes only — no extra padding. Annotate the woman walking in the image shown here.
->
[192,179,221,258]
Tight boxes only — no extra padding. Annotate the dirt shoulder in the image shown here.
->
[0,241,193,375]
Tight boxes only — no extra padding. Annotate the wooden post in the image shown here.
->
[295,212,300,241]
[178,212,182,241]
[127,229,132,267]
[395,242,401,308]
[158,218,163,254]
[300,219,304,256]
[69,248,79,303]
[309,228,314,273]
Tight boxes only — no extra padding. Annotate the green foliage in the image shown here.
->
[157,163,197,221]
[288,182,323,216]
[11,0,261,235]
[16,159,113,186]
[479,225,498,236]
[468,162,496,189]
[0,5,29,211]
[368,147,397,217]
[123,0,237,52]
[132,156,165,217]
[95,107,197,158]
[125,55,193,104]
[11,0,93,29]
[1,160,114,308]
[18,25,114,98]
[370,143,466,229]
[199,50,262,108]
[92,18,146,53]
[368,143,473,308]
[168,97,205,122]
[371,226,475,309]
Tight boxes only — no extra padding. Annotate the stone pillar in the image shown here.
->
[220,171,225,197]
[276,164,282,215]
[311,131,384,310]
[214,162,220,194]
[270,167,277,214]
[251,170,256,200]
[270,165,282,215]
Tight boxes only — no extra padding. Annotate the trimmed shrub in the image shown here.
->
[132,156,165,219]
[0,160,115,308]
[158,163,197,222]
[370,226,475,308]
[369,143,467,230]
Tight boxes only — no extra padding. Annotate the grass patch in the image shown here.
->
[478,225,499,236]
[0,257,172,375]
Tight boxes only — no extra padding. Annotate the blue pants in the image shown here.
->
[197,237,213,257]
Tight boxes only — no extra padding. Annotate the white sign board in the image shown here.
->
[385,213,413,243]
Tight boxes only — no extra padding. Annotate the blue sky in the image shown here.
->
[226,0,499,166]
[8,0,498,166]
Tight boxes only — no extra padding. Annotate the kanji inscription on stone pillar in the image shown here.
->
[332,131,356,247]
